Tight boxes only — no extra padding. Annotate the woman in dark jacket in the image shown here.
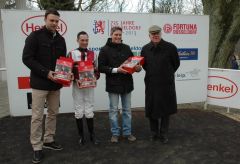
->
[141,25,180,143]
[98,26,141,143]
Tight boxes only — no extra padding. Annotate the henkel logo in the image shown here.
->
[163,23,197,34]
[207,76,238,99]
[21,15,67,36]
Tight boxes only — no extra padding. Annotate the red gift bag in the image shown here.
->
[77,61,97,88]
[54,57,74,86]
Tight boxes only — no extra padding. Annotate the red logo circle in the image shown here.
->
[207,76,238,99]
[21,15,67,36]
[163,24,172,33]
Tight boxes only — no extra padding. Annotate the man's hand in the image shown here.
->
[117,65,128,74]
[135,64,142,72]
[76,80,81,88]
[47,71,57,82]
[67,73,74,81]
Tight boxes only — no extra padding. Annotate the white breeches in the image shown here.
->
[72,83,94,119]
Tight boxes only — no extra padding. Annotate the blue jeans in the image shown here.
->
[108,92,132,136]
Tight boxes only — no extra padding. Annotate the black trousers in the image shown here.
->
[149,116,170,135]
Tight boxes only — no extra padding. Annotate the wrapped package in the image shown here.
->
[54,57,73,86]
[122,56,144,74]
[77,61,97,88]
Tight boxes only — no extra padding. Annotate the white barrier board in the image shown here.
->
[207,68,240,109]
[0,10,209,116]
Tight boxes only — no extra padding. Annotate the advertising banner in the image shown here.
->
[207,68,240,109]
[0,10,209,116]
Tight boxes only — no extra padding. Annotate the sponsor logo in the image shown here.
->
[110,20,141,36]
[89,46,142,53]
[92,20,141,36]
[175,68,201,81]
[130,46,142,51]
[163,23,197,34]
[130,46,142,56]
[163,24,172,33]
[178,48,198,60]
[207,76,238,99]
[88,47,102,52]
[18,77,30,89]
[21,15,67,36]
[93,20,105,34]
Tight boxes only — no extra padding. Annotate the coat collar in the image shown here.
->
[106,38,122,48]
[149,39,166,50]
[42,26,60,38]
[77,47,88,52]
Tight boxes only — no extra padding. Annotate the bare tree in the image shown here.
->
[15,0,26,9]
[147,0,184,14]
[36,0,76,10]
[26,0,114,11]
[153,0,155,13]
[183,0,202,14]
[112,0,129,12]
[4,0,16,8]
[191,0,202,14]
[171,0,183,14]
[156,0,172,13]
[1,0,32,9]
[137,0,147,12]
[76,0,110,11]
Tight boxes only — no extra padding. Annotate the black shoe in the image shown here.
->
[160,135,168,144]
[150,132,159,141]
[79,137,86,145]
[43,141,63,150]
[32,150,43,164]
[90,134,100,145]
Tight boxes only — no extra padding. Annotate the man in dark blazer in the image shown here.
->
[141,25,180,143]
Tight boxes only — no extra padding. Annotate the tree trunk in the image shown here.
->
[203,0,240,68]
[153,0,155,13]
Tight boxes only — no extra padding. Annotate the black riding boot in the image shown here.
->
[86,118,100,145]
[76,118,85,145]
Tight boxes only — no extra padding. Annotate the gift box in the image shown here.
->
[54,57,74,86]
[122,56,144,74]
[77,61,97,88]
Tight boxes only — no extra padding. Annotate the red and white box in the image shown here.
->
[54,57,74,86]
[122,56,144,74]
[77,61,97,88]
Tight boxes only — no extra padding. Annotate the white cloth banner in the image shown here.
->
[207,68,240,109]
[0,10,209,116]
